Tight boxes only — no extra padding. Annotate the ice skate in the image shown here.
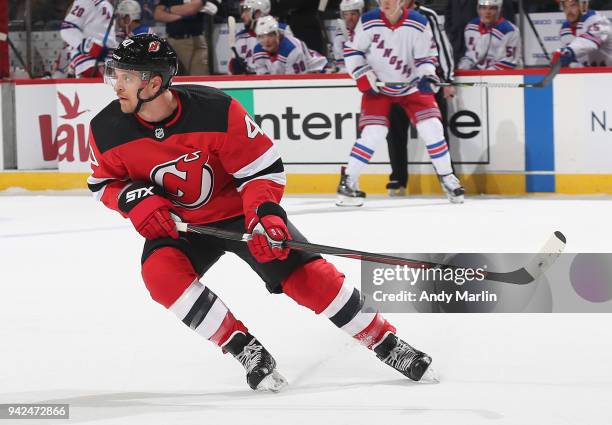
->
[439,173,465,204]
[373,332,433,382]
[224,331,288,392]
[386,180,406,197]
[336,166,366,207]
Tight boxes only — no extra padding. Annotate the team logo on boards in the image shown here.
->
[39,90,91,162]
[57,92,90,119]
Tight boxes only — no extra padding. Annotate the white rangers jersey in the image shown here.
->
[252,34,328,75]
[235,22,292,74]
[560,10,612,67]
[61,0,117,50]
[458,17,521,70]
[333,28,355,72]
[344,8,439,97]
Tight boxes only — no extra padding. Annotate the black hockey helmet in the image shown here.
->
[105,33,178,90]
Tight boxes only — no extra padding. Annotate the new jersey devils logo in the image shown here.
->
[148,41,161,52]
[150,151,214,209]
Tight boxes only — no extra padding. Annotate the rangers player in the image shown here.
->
[61,0,118,77]
[457,0,521,71]
[337,0,464,206]
[252,16,329,75]
[115,0,153,44]
[333,0,364,72]
[229,0,292,75]
[90,34,432,392]
[555,0,612,67]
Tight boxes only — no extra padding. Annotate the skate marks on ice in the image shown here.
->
[2,347,450,424]
[0,225,129,239]
[4,382,502,425]
[288,340,357,387]
[285,198,455,217]
[289,339,440,390]
[0,389,267,425]
[0,339,441,425]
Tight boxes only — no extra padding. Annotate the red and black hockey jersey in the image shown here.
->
[87,85,286,225]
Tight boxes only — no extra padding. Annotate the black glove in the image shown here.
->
[229,57,248,75]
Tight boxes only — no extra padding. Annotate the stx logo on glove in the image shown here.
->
[126,186,155,202]
[118,181,178,241]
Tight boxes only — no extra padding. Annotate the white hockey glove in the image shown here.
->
[201,1,219,15]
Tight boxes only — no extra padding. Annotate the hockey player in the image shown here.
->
[337,0,464,206]
[554,0,612,67]
[333,0,364,73]
[61,0,118,78]
[457,0,521,71]
[385,0,457,197]
[252,16,329,75]
[115,0,153,44]
[229,0,293,75]
[90,33,432,392]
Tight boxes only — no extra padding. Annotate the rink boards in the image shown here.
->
[1,69,611,194]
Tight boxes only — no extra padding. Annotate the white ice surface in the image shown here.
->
[1,194,611,425]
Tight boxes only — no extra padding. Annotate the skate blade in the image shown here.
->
[256,370,288,393]
[388,188,406,197]
[440,184,465,204]
[448,194,464,204]
[336,195,364,207]
[442,189,464,204]
[419,366,440,384]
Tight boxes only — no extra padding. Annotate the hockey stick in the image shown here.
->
[315,0,332,59]
[519,0,550,63]
[376,60,562,89]
[6,36,32,78]
[227,15,250,73]
[92,4,115,77]
[175,222,566,285]
[227,16,241,60]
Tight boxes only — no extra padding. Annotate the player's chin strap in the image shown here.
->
[134,80,167,114]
